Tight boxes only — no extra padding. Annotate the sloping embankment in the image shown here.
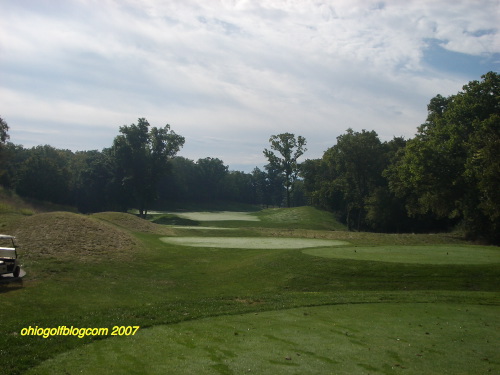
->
[12,212,143,261]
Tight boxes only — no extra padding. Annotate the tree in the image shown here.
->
[0,116,9,145]
[112,118,184,217]
[221,170,255,204]
[0,116,10,174]
[263,133,307,207]
[15,145,72,204]
[72,150,116,213]
[324,129,387,230]
[195,157,228,202]
[387,72,500,242]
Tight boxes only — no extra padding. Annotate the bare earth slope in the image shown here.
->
[12,212,142,261]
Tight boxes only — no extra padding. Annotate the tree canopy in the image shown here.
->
[112,118,185,217]
[387,71,500,241]
[263,133,307,207]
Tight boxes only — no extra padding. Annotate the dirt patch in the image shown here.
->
[12,212,142,262]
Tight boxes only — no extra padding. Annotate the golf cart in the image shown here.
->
[0,234,21,278]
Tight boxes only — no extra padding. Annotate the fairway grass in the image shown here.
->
[25,303,499,375]
[303,245,500,264]
[160,236,349,249]
[167,211,260,222]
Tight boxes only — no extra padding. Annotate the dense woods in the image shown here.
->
[0,72,498,242]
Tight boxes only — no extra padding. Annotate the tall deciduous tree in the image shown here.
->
[387,72,500,242]
[263,133,306,207]
[323,129,387,230]
[0,116,10,173]
[112,118,184,217]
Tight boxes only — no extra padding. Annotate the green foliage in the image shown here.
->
[112,118,185,217]
[387,72,500,242]
[0,116,9,144]
[15,145,72,204]
[195,157,228,202]
[264,133,307,207]
[302,130,409,232]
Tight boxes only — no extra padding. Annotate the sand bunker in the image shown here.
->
[160,237,348,249]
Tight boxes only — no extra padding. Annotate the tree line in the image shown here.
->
[0,117,304,216]
[301,72,499,243]
[0,72,498,242]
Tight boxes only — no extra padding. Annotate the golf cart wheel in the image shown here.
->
[13,266,20,278]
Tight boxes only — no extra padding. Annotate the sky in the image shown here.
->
[1,0,499,172]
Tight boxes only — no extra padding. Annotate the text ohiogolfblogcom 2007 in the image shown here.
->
[20,325,140,338]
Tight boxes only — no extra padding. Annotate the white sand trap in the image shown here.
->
[160,237,349,249]
[169,212,260,222]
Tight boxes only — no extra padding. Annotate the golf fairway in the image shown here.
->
[303,245,500,264]
[25,303,499,375]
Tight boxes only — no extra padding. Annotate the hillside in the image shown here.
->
[255,206,347,230]
[11,212,142,262]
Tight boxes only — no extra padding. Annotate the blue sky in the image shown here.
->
[1,0,499,172]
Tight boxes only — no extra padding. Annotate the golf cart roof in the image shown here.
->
[0,234,15,239]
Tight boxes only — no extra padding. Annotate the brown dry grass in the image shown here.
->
[12,212,143,262]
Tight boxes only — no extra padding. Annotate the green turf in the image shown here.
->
[303,245,500,264]
[24,303,499,375]
[0,205,499,374]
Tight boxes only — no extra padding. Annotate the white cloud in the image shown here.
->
[1,0,498,170]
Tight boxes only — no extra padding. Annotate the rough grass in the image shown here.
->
[12,212,142,262]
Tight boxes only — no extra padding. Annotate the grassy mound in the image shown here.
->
[92,212,174,235]
[12,212,142,262]
[255,206,347,230]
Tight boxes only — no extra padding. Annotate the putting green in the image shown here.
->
[160,237,349,249]
[169,211,260,222]
[26,303,499,375]
[303,245,500,264]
